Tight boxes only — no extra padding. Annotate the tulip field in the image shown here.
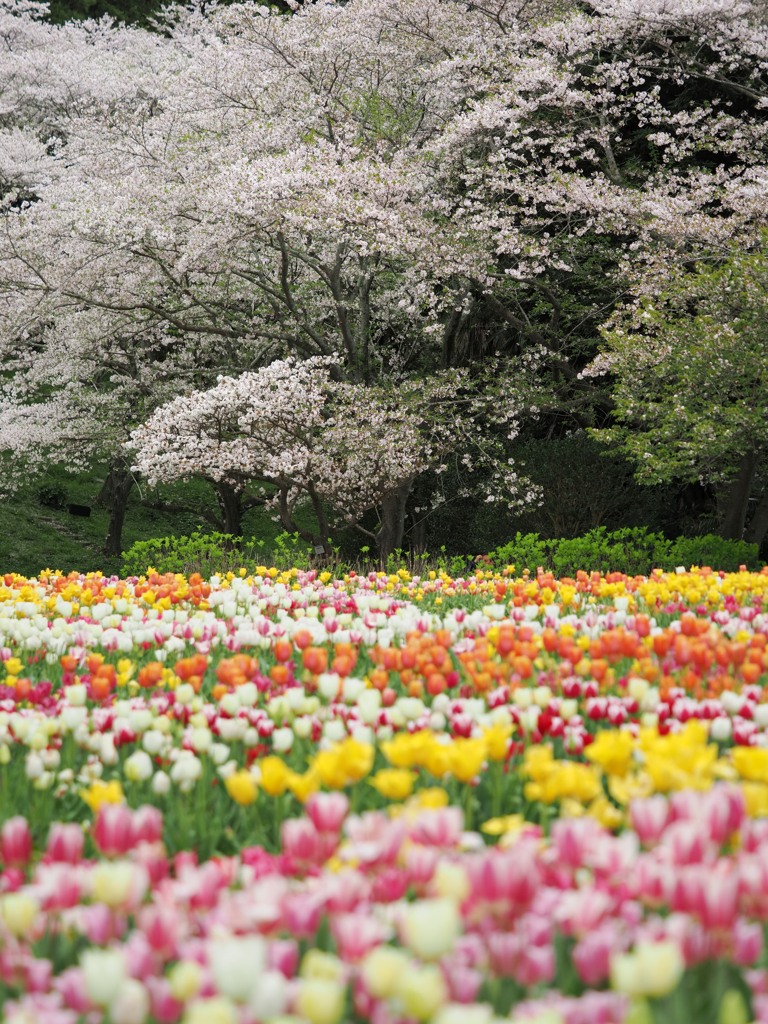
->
[2,565,768,1023]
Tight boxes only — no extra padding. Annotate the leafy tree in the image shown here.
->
[594,235,768,546]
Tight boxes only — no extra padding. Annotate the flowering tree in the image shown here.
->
[129,357,534,558]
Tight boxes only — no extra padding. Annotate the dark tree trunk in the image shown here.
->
[719,453,758,540]
[746,490,768,550]
[215,481,243,536]
[376,477,414,565]
[100,463,135,558]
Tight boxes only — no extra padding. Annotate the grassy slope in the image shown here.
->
[0,467,290,578]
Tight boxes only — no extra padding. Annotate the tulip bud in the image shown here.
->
[209,935,266,1003]
[397,964,446,1021]
[0,892,39,937]
[182,996,238,1024]
[295,978,345,1024]
[400,898,460,960]
[1,817,32,867]
[81,948,126,1007]
[718,990,749,1024]
[46,822,85,864]
[360,946,410,999]
[111,979,150,1024]
[168,960,203,1002]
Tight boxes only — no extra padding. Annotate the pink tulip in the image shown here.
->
[124,932,156,982]
[133,806,164,846]
[93,804,136,857]
[572,924,625,985]
[698,870,741,930]
[145,976,184,1024]
[513,944,556,987]
[409,807,464,848]
[662,912,713,965]
[268,939,299,979]
[38,864,82,911]
[281,892,324,939]
[46,823,85,865]
[331,914,390,962]
[1,816,33,867]
[469,843,542,911]
[80,903,122,944]
[704,786,746,844]
[630,795,670,847]
[305,792,349,834]
[733,919,763,965]
[1,866,26,893]
[281,818,324,866]
[659,821,711,866]
[140,904,181,958]
[551,817,601,869]
[370,867,409,904]
[55,967,95,1013]
[443,964,483,1003]
[558,887,616,937]
[487,930,523,976]
[403,844,439,887]
[321,869,371,913]
[24,955,53,992]
[133,843,170,887]
[189,861,232,911]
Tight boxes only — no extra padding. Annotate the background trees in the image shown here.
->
[1,0,767,563]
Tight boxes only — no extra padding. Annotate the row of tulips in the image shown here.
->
[1,565,768,1022]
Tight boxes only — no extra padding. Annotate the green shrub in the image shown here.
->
[37,483,68,511]
[485,532,550,572]
[485,528,760,576]
[667,534,760,573]
[121,530,315,577]
[550,528,671,577]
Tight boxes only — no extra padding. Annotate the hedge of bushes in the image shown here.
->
[121,527,760,578]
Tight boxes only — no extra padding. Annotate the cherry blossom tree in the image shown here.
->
[128,356,535,558]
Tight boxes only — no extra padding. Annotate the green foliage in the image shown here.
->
[485,528,761,576]
[121,530,315,576]
[422,433,681,555]
[37,482,68,511]
[667,535,759,574]
[595,237,768,487]
[48,0,160,25]
[486,532,550,573]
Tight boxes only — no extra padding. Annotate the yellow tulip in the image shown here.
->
[225,770,258,806]
[584,730,635,777]
[81,779,125,812]
[369,768,416,801]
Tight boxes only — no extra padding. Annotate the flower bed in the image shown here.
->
[1,565,768,1023]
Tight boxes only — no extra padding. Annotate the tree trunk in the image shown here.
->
[746,489,768,551]
[100,463,135,558]
[214,481,243,536]
[719,453,759,540]
[376,477,414,565]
